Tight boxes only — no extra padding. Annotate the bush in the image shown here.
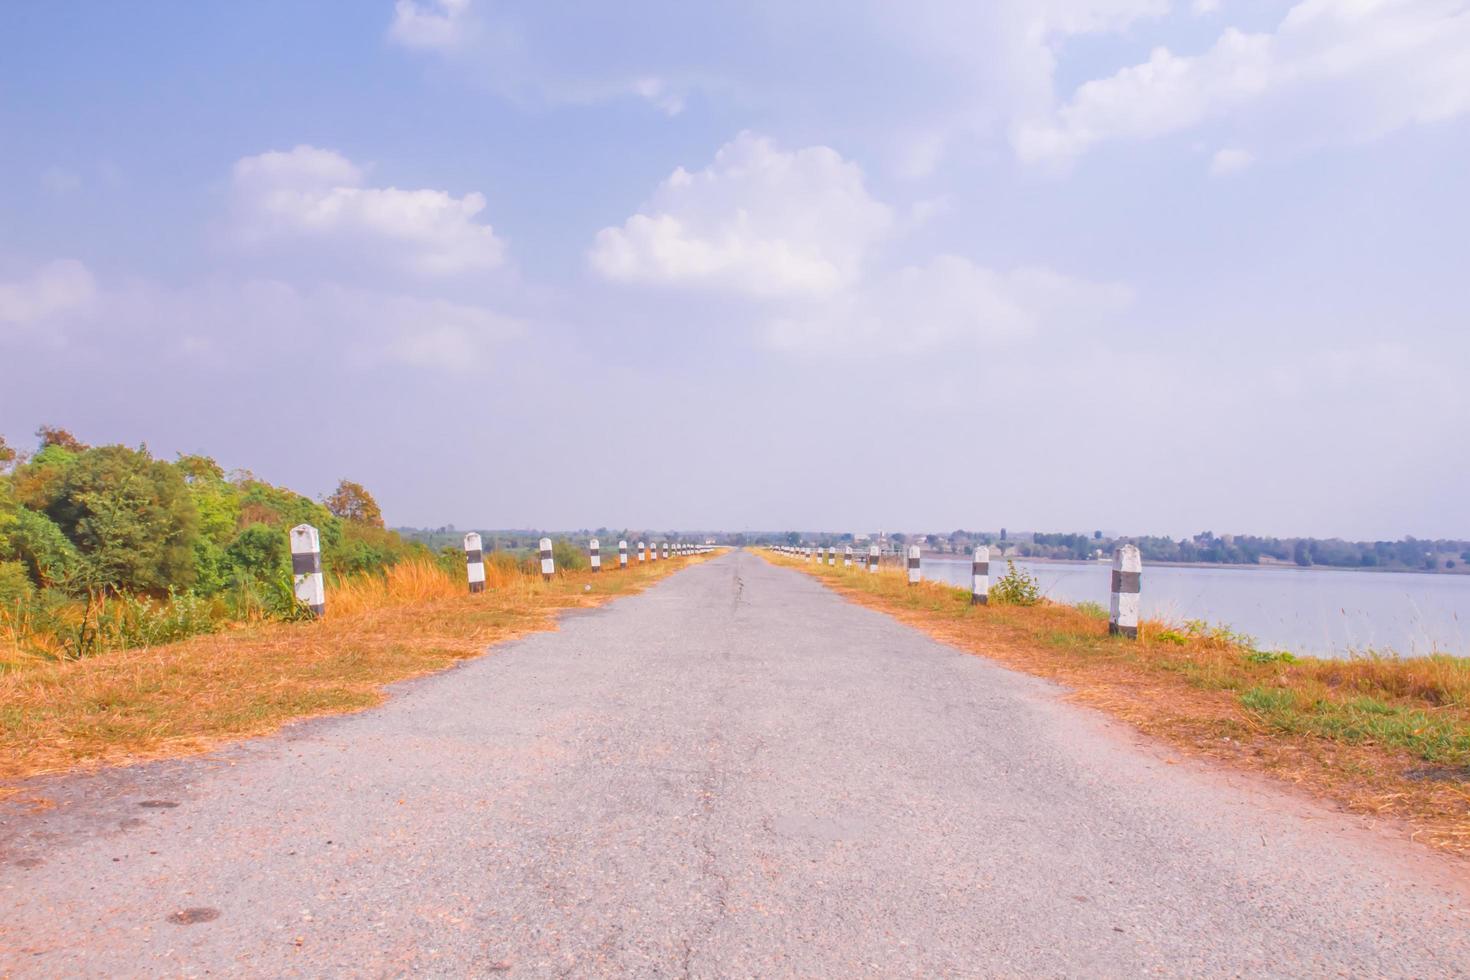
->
[44,445,199,594]
[552,538,587,572]
[989,561,1042,606]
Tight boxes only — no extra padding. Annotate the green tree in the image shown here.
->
[45,445,200,593]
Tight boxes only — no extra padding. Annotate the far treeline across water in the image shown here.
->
[778,530,1470,574]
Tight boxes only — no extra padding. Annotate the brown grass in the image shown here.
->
[0,553,715,787]
[769,552,1470,859]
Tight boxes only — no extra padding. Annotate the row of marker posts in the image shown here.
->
[287,522,712,616]
[771,540,1142,639]
[535,537,708,582]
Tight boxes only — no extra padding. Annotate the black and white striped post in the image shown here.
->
[907,544,921,586]
[539,536,554,581]
[868,543,880,573]
[619,539,628,569]
[290,523,325,617]
[971,545,990,606]
[589,538,601,573]
[843,545,852,568]
[637,540,646,563]
[662,541,669,560]
[805,547,812,562]
[827,546,835,567]
[465,532,486,594]
[1110,544,1142,639]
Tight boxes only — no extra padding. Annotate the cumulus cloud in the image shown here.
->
[0,259,96,327]
[589,132,892,297]
[1015,0,1470,164]
[592,133,1129,355]
[229,145,507,277]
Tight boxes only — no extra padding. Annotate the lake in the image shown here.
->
[917,557,1470,659]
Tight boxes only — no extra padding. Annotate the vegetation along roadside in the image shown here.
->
[767,550,1470,859]
[0,426,716,786]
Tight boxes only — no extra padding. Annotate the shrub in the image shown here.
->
[44,445,199,594]
[552,537,588,572]
[989,561,1042,606]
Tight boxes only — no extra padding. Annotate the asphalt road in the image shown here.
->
[3,550,1468,977]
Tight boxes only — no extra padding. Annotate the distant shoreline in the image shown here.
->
[916,554,1470,576]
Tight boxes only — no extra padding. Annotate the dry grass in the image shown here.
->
[0,553,715,786]
[770,552,1470,859]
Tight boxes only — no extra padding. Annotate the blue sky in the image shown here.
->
[2,0,1467,539]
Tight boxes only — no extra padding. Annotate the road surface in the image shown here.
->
[2,550,1467,976]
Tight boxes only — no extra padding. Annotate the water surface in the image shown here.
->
[919,558,1469,659]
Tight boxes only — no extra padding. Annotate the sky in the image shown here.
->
[1,0,1467,540]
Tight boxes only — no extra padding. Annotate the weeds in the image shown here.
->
[989,561,1042,606]
[0,551,715,782]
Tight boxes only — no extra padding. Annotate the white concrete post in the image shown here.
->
[465,532,485,594]
[805,547,812,562]
[589,538,601,573]
[844,545,852,568]
[1110,545,1142,639]
[868,543,880,573]
[290,524,325,617]
[826,546,835,567]
[907,544,921,586]
[638,540,647,563]
[619,540,628,569]
[662,541,669,560]
[971,545,990,606]
[539,537,555,581]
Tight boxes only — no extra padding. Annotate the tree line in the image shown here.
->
[0,427,417,627]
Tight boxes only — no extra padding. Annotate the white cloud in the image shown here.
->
[1209,146,1256,174]
[1193,0,1221,14]
[629,77,685,117]
[385,0,1170,161]
[0,266,522,374]
[589,132,892,297]
[592,133,1129,355]
[0,259,96,326]
[229,145,507,277]
[764,256,1132,355]
[1016,0,1470,164]
[387,0,474,50]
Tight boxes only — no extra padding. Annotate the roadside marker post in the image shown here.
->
[590,538,601,573]
[1110,545,1142,639]
[619,540,628,569]
[844,546,852,568]
[868,543,880,573]
[662,542,669,560]
[637,540,646,563]
[971,545,989,606]
[827,546,835,567]
[540,537,555,581]
[907,545,921,587]
[464,532,485,594]
[290,523,325,617]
